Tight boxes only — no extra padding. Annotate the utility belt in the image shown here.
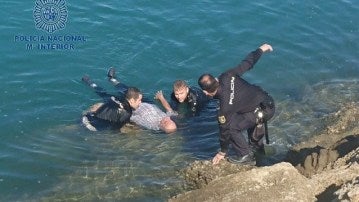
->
[253,97,274,144]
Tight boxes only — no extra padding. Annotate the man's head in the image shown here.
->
[198,74,219,97]
[159,116,177,134]
[126,87,143,110]
[173,80,189,103]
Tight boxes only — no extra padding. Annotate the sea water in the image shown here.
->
[0,0,358,201]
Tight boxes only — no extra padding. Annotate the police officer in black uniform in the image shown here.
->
[81,75,142,131]
[198,43,275,165]
[169,80,209,116]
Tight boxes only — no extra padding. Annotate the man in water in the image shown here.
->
[108,68,209,117]
[168,80,210,116]
[83,73,177,133]
[82,76,141,132]
[198,43,275,165]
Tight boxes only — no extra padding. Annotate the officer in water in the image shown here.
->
[167,80,210,116]
[198,43,275,165]
[82,74,142,131]
[82,72,177,134]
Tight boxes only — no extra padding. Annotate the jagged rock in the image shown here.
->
[170,102,359,202]
[313,149,359,201]
[286,102,359,177]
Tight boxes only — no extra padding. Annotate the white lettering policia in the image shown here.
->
[198,43,275,166]
[229,76,235,105]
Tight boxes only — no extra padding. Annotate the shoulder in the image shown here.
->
[218,73,233,86]
[138,102,158,111]
[189,86,203,96]
[140,102,153,108]
[189,86,201,92]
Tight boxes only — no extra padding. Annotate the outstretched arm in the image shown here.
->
[155,90,174,113]
[225,43,273,76]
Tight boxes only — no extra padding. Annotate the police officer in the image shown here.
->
[169,80,209,116]
[198,43,275,165]
[82,75,142,131]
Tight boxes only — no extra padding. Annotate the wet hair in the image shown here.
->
[173,80,188,91]
[159,117,177,134]
[125,87,142,100]
[198,74,219,93]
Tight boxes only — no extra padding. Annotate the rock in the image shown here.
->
[180,160,254,190]
[170,102,359,202]
[312,147,359,201]
[286,102,359,178]
[170,162,316,202]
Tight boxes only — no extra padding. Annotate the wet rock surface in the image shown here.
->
[180,159,254,190]
[170,102,359,202]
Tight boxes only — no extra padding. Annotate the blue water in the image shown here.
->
[1,0,358,201]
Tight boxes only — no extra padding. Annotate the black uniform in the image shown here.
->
[170,86,209,116]
[82,77,132,131]
[214,48,275,156]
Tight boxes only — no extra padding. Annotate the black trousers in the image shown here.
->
[229,97,275,156]
[89,82,128,101]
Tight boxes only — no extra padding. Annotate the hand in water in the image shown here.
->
[259,43,273,53]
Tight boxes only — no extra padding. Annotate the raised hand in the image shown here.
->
[259,43,273,53]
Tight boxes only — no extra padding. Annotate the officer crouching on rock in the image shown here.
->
[198,43,275,165]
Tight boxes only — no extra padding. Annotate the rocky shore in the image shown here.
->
[170,102,359,202]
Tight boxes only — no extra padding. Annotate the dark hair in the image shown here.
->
[198,74,219,93]
[125,87,142,100]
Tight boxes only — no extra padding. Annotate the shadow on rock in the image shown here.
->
[285,134,359,177]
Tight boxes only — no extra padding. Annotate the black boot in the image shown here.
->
[228,151,255,165]
[249,125,265,155]
[250,141,265,155]
[107,67,116,80]
[82,75,95,87]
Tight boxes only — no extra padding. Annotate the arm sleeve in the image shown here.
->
[219,124,231,153]
[225,48,263,76]
[217,77,232,153]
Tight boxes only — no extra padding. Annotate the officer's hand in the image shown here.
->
[259,43,273,53]
[212,152,225,165]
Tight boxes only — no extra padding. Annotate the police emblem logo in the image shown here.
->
[33,0,68,33]
[218,116,226,124]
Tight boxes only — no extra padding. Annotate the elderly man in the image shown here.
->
[82,74,177,133]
